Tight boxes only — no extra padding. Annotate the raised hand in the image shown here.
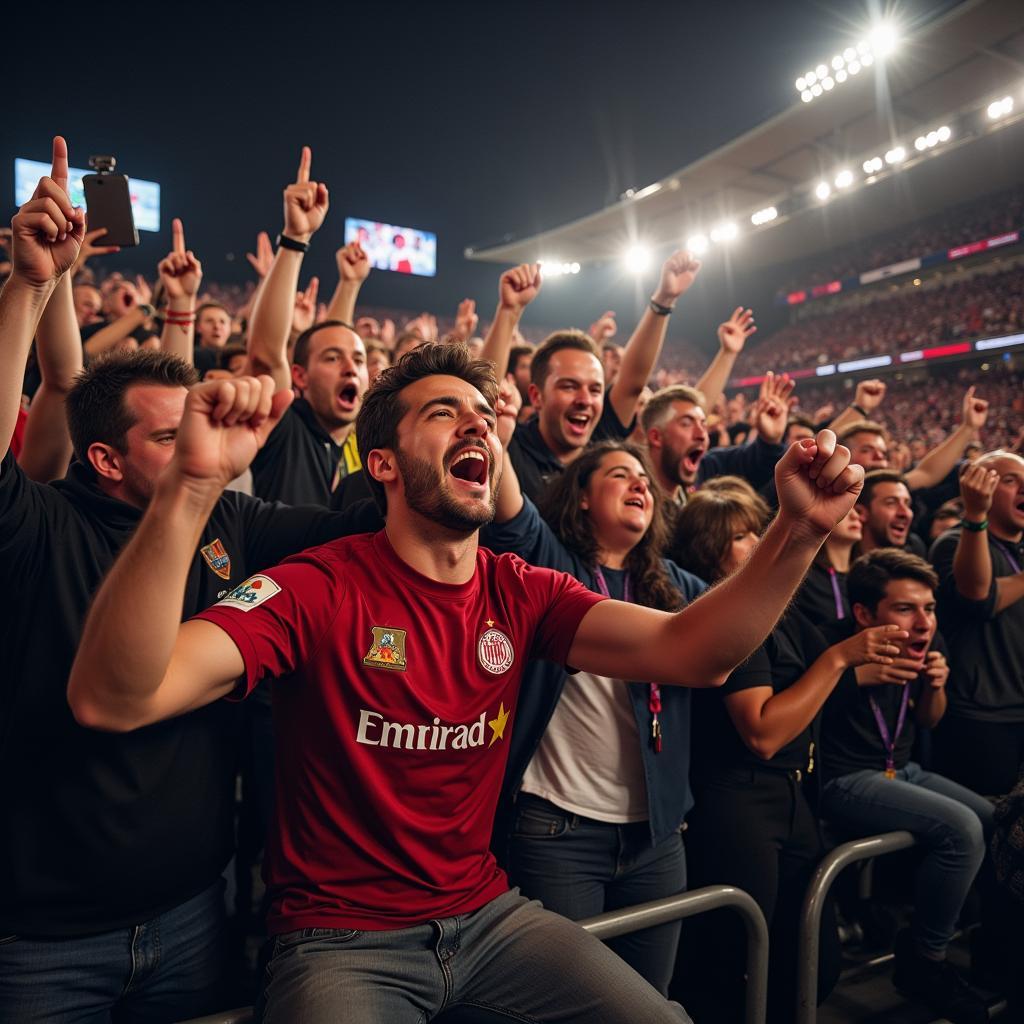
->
[407,312,438,343]
[10,136,86,286]
[923,650,949,690]
[495,374,523,447]
[854,379,886,414]
[588,310,616,343]
[157,218,203,300]
[174,376,294,489]
[754,371,795,444]
[500,264,542,312]
[959,461,998,521]
[835,624,907,669]
[454,298,479,341]
[654,250,702,305]
[336,240,370,283]
[380,318,396,348]
[961,385,989,432]
[717,306,756,354]
[282,146,329,242]
[245,230,274,278]
[775,429,865,537]
[72,226,120,275]
[292,277,320,335]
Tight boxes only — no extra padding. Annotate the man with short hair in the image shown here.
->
[69,341,865,1023]
[0,142,376,1022]
[930,452,1024,797]
[855,469,927,556]
[819,549,993,1024]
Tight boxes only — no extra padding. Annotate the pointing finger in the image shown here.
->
[172,217,185,255]
[51,135,69,192]
[297,145,311,184]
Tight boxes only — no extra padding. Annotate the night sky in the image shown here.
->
[5,0,963,352]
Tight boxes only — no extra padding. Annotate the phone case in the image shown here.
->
[83,173,139,247]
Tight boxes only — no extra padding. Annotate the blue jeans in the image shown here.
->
[821,761,993,957]
[507,793,686,996]
[257,887,692,1023]
[0,879,226,1023]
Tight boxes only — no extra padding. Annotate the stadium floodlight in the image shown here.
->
[815,181,831,201]
[751,206,778,226]
[831,55,844,70]
[570,262,581,275]
[539,260,564,277]
[710,221,738,243]
[836,69,848,83]
[914,136,927,151]
[686,233,709,255]
[885,146,906,164]
[862,52,875,66]
[834,169,854,188]
[863,156,884,174]
[848,60,862,74]
[801,90,813,103]
[623,246,650,273]
[937,125,951,142]
[856,39,870,55]
[843,46,856,62]
[987,96,1013,120]
[815,64,828,78]
[822,77,835,91]
[869,23,899,58]
[811,83,823,97]
[805,70,817,85]
[796,76,807,91]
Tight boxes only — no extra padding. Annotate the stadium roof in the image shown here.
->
[467,0,1024,271]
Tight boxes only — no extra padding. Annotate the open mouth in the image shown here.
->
[448,447,489,487]
[681,446,706,475]
[1014,496,1024,515]
[565,412,592,437]
[336,383,359,408]
[905,639,929,660]
[624,496,646,510]
[889,521,909,540]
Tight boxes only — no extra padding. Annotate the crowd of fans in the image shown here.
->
[3,137,1024,1024]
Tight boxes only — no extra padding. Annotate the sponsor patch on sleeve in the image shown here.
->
[215,574,281,612]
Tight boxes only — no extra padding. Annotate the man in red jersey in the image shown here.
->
[70,343,864,1022]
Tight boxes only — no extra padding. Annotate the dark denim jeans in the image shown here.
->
[257,887,692,1023]
[507,793,686,996]
[821,761,993,957]
[0,878,226,1023]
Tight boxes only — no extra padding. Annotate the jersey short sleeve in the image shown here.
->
[193,552,345,699]
[518,559,606,665]
[720,643,773,695]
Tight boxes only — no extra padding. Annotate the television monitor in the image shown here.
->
[344,217,436,277]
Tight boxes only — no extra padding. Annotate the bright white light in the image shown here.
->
[857,40,870,55]
[710,222,738,243]
[811,83,823,97]
[835,169,853,188]
[751,206,778,226]
[796,76,807,91]
[914,136,927,151]
[869,23,899,57]
[843,47,857,62]
[570,262,581,275]
[987,96,1014,120]
[686,234,709,255]
[815,181,831,200]
[848,60,861,74]
[624,246,650,274]
[822,77,835,91]
[862,158,876,173]
[862,52,875,66]
[816,64,828,78]
[539,260,564,277]
[885,146,906,164]
[926,131,938,147]
[836,69,848,83]
[937,125,951,142]
[832,55,844,70]
[561,263,573,275]
[801,90,813,103]
[805,70,817,85]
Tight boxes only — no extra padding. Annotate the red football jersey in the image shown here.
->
[196,530,603,932]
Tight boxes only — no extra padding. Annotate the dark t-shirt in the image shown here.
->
[0,453,377,936]
[930,527,1024,723]
[794,562,851,628]
[691,607,827,781]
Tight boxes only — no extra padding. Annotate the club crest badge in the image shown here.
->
[478,626,514,675]
[216,574,280,612]
[363,627,408,671]
[200,538,232,580]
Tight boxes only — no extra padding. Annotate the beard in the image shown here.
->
[396,447,497,533]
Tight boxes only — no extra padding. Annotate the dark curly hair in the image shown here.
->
[538,441,682,612]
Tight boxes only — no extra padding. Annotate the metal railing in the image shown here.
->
[795,830,916,1024]
[581,885,769,1024]
[181,885,769,1024]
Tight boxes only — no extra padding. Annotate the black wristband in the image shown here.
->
[649,297,674,317]
[960,518,989,532]
[276,234,309,253]
[851,403,869,418]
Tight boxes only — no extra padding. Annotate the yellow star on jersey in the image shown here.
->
[488,702,510,746]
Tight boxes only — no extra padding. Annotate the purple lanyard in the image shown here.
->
[868,686,911,778]
[992,540,1022,575]
[593,566,662,753]
[827,567,846,620]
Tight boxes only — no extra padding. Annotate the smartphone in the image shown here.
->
[83,172,139,247]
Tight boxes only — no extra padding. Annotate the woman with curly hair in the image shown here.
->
[482,436,706,996]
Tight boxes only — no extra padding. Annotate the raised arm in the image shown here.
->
[725,625,905,760]
[245,146,329,390]
[18,271,81,481]
[569,430,864,687]
[905,387,988,491]
[1,136,84,463]
[479,264,541,377]
[494,376,525,524]
[696,306,757,413]
[81,299,152,359]
[325,241,369,325]
[828,379,886,436]
[607,250,701,427]
[158,218,203,363]
[68,376,293,731]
